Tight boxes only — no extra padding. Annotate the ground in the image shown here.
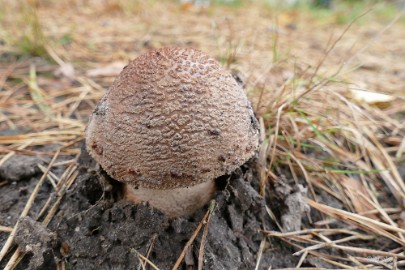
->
[0,1,404,269]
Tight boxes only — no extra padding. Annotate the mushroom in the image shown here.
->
[85,47,259,217]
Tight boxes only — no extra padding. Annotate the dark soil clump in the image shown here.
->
[0,149,303,269]
[49,151,278,270]
[14,217,58,269]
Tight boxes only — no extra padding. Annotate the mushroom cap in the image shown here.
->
[86,47,259,189]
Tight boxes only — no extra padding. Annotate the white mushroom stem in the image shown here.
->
[123,179,216,218]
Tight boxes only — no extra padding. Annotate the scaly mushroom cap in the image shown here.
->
[86,47,259,189]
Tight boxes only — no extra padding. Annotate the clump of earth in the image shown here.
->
[0,145,312,269]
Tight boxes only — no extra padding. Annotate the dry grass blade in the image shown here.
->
[355,256,402,269]
[296,250,308,268]
[258,117,269,196]
[0,130,83,143]
[3,249,22,270]
[292,235,371,256]
[0,226,13,233]
[367,130,405,202]
[38,163,58,189]
[254,238,267,270]
[136,253,160,270]
[137,234,158,270]
[26,64,53,118]
[0,146,71,156]
[198,200,216,270]
[41,165,78,226]
[172,205,212,270]
[275,236,385,269]
[264,228,371,237]
[307,200,405,245]
[0,141,32,167]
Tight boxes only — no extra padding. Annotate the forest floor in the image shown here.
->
[0,1,404,269]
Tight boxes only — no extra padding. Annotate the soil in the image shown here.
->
[0,144,314,269]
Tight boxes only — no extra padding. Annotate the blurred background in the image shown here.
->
[1,1,404,123]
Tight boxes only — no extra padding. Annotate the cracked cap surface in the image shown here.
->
[86,47,259,189]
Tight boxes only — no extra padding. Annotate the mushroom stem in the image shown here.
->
[123,179,217,218]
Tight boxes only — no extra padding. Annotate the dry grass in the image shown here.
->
[0,0,404,269]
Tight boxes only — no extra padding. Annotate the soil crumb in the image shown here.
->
[0,155,43,182]
[14,217,58,270]
[280,184,309,232]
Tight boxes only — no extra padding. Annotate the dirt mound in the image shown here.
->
[47,151,280,269]
[0,148,304,269]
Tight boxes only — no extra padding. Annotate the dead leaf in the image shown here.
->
[350,88,395,105]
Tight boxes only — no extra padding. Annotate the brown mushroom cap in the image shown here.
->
[86,47,259,190]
